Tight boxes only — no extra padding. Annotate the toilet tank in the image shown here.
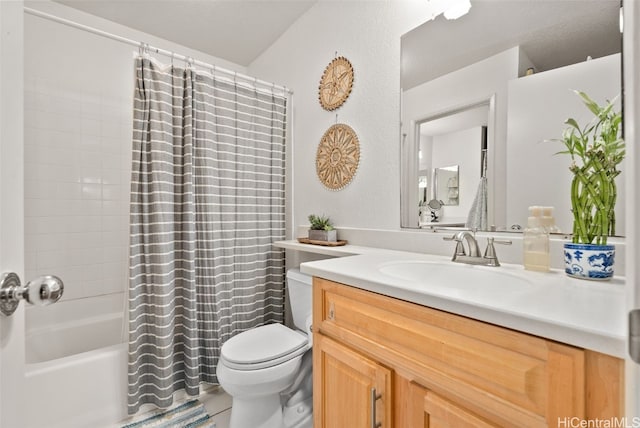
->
[286,269,312,332]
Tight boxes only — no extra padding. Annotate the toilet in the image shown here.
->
[217,269,313,428]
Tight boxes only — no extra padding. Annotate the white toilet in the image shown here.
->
[217,269,313,428]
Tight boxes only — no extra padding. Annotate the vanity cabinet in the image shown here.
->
[315,334,392,427]
[312,277,623,428]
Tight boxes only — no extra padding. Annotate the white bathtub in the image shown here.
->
[24,293,129,428]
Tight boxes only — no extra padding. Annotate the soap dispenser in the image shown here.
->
[540,206,560,234]
[523,206,550,272]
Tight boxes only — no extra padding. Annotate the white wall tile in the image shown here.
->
[57,182,82,200]
[81,117,101,137]
[80,199,102,216]
[81,183,102,200]
[80,134,102,152]
[103,246,125,263]
[101,168,122,185]
[22,7,204,310]
[101,136,122,154]
[37,250,71,270]
[80,166,103,184]
[101,215,124,232]
[102,184,121,201]
[80,150,102,168]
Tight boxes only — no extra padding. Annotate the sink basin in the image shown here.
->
[377,260,533,300]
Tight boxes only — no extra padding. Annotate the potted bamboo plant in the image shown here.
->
[308,214,337,242]
[557,90,624,280]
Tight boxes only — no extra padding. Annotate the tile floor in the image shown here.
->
[201,387,232,428]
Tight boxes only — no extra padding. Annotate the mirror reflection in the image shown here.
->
[400,0,623,234]
[435,165,459,207]
[415,103,490,228]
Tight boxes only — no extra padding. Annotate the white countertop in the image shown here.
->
[280,241,626,358]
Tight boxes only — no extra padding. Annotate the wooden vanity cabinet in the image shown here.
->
[312,277,624,428]
[314,334,392,427]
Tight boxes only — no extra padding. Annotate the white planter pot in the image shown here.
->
[563,243,615,280]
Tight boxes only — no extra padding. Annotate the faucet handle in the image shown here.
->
[492,238,512,246]
[443,234,466,259]
[483,237,512,267]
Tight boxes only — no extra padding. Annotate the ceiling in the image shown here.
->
[50,1,621,85]
[52,0,317,66]
[402,0,621,90]
[419,104,489,138]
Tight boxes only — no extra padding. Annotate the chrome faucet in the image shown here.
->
[443,231,511,267]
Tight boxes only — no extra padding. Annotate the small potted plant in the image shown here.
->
[555,90,624,280]
[308,214,337,242]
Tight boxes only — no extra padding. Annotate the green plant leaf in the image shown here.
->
[557,90,624,244]
[575,90,601,116]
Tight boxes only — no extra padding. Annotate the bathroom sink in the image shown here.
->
[377,261,533,299]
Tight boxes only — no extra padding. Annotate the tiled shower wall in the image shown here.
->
[24,14,134,303]
[23,3,245,309]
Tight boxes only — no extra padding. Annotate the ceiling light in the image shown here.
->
[444,0,472,20]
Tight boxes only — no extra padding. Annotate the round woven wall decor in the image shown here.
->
[318,56,354,111]
[316,123,360,191]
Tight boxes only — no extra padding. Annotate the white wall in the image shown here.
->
[506,54,622,233]
[431,127,481,222]
[249,1,441,233]
[23,2,245,310]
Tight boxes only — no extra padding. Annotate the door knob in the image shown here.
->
[0,272,64,316]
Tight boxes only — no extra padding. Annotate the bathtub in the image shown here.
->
[24,293,129,428]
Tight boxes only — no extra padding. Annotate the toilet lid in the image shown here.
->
[221,323,308,366]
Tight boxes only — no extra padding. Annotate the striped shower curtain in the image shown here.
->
[127,57,287,414]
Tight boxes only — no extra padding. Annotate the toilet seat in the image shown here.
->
[220,323,309,370]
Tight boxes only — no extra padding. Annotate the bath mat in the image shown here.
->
[121,400,216,428]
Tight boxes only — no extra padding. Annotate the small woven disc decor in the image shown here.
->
[316,123,360,190]
[318,56,354,111]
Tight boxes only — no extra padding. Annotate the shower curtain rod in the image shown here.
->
[23,7,292,95]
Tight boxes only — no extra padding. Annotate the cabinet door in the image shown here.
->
[313,334,392,428]
[407,382,499,428]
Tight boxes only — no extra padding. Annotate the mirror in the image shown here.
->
[400,0,623,234]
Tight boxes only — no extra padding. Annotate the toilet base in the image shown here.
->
[229,395,283,428]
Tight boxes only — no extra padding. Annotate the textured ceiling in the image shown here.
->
[53,0,317,66]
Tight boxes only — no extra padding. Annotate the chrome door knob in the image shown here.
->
[24,275,64,306]
[0,272,64,316]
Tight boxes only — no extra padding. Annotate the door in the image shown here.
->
[0,1,25,427]
[313,334,392,428]
[407,382,499,428]
[625,0,640,420]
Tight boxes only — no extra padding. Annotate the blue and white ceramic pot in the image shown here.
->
[563,243,615,280]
